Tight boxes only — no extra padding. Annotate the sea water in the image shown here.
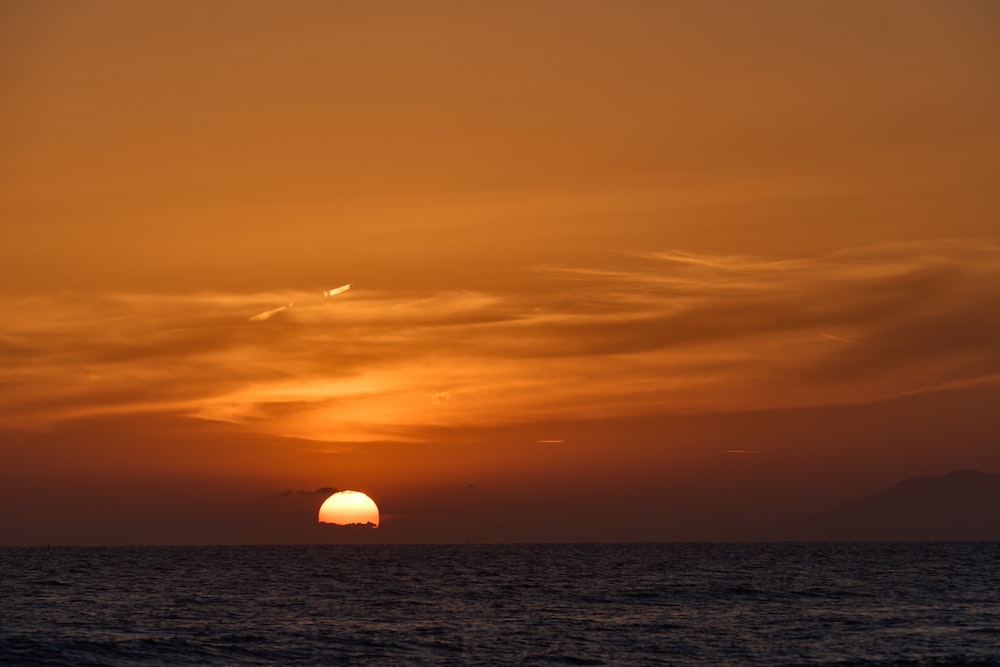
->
[1,542,998,666]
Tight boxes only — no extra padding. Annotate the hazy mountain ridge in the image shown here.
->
[779,469,1000,541]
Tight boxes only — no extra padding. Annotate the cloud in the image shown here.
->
[280,487,339,496]
[323,284,351,298]
[249,304,292,322]
[2,241,999,441]
[320,521,377,529]
[250,282,348,323]
[820,333,856,344]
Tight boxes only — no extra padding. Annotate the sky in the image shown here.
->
[2,0,999,544]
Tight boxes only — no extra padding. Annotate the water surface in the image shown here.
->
[2,542,998,665]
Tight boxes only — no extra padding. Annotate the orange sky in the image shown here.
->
[2,1,999,544]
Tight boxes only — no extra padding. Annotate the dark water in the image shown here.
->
[1,543,998,666]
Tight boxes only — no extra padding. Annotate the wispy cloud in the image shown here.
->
[280,487,338,496]
[323,284,351,298]
[820,333,857,344]
[250,281,349,323]
[249,304,292,322]
[2,241,998,442]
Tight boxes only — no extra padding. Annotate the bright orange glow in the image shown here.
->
[318,491,380,528]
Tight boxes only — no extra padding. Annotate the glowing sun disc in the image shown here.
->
[318,490,380,527]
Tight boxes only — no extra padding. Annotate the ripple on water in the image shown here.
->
[1,543,999,666]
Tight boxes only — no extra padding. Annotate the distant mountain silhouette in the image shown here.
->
[780,469,1000,541]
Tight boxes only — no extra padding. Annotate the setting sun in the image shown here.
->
[318,491,380,528]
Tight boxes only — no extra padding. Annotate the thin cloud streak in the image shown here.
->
[323,284,351,298]
[249,304,292,322]
[820,333,857,344]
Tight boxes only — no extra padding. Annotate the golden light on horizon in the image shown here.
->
[318,490,380,528]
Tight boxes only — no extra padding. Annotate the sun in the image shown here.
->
[317,490,380,527]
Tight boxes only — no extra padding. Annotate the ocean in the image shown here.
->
[1,542,998,666]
